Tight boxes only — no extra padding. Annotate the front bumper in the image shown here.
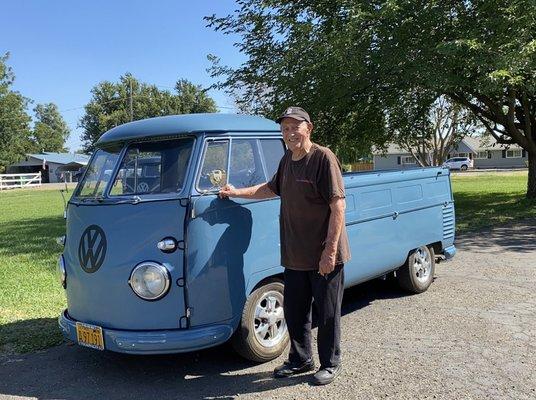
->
[58,310,234,355]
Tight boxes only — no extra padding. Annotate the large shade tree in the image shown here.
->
[31,103,70,153]
[390,95,477,167]
[207,0,536,198]
[80,74,218,152]
[0,53,32,172]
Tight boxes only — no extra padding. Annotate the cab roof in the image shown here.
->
[97,113,281,146]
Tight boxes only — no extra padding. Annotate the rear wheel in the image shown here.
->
[397,246,435,293]
[232,281,289,362]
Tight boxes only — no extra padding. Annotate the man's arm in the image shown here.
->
[219,182,277,200]
[319,196,346,275]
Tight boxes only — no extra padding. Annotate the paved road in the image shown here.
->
[1,220,535,400]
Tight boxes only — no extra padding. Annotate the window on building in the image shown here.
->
[475,151,490,159]
[506,149,522,158]
[402,156,416,164]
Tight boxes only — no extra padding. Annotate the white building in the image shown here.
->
[7,152,90,183]
[373,136,528,170]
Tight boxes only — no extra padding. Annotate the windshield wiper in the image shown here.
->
[79,195,104,203]
[77,195,142,205]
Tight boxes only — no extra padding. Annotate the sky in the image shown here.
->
[1,0,245,151]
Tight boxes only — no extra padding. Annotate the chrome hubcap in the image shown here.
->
[413,247,431,284]
[253,290,286,348]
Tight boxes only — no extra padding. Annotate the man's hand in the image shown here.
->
[319,250,336,276]
[218,184,237,199]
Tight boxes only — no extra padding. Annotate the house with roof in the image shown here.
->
[7,152,90,183]
[373,136,528,170]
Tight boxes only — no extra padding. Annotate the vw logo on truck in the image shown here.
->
[78,225,107,273]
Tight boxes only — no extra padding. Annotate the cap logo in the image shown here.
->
[286,107,295,114]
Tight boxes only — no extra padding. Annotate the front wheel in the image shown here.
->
[232,281,289,362]
[460,164,468,171]
[397,246,435,293]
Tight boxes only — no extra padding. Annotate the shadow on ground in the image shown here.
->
[0,318,63,354]
[456,217,536,254]
[0,216,65,257]
[453,191,536,235]
[0,279,406,400]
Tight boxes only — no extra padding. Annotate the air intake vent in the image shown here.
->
[443,203,455,239]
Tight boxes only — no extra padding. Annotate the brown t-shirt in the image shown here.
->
[267,143,351,271]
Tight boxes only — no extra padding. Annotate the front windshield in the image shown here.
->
[75,148,121,198]
[75,138,194,199]
[109,138,194,196]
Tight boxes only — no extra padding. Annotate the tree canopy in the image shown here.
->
[392,96,477,167]
[0,53,71,172]
[207,0,536,197]
[0,53,32,172]
[80,74,218,152]
[31,103,70,153]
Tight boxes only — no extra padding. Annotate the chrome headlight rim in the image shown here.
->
[128,261,171,301]
[58,255,66,288]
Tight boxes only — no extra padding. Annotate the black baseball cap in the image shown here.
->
[276,106,311,123]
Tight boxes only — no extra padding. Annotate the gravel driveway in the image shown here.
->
[1,219,535,400]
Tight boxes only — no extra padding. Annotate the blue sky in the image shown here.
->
[1,0,244,151]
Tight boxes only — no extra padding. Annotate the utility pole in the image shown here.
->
[129,78,134,121]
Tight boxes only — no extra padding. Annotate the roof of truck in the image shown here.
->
[97,113,281,145]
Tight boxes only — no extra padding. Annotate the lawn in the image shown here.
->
[0,172,534,354]
[450,171,536,232]
[0,189,67,353]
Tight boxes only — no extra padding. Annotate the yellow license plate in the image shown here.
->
[76,322,104,351]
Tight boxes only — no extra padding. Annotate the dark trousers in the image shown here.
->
[283,264,344,368]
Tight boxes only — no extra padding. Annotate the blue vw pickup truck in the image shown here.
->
[58,114,456,361]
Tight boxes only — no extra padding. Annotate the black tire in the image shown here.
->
[231,281,289,362]
[460,164,468,171]
[397,246,435,293]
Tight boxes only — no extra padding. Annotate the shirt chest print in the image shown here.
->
[295,178,314,184]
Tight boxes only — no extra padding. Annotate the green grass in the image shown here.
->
[0,189,67,353]
[451,171,536,232]
[0,172,534,354]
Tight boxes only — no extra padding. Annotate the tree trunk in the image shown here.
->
[528,152,536,199]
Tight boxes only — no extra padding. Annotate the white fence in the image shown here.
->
[0,172,42,190]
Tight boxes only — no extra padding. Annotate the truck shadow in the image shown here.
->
[0,279,406,400]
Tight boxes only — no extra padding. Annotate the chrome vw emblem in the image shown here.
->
[78,225,107,273]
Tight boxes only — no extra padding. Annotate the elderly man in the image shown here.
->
[219,107,350,385]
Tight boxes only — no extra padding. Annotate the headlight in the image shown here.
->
[129,262,170,301]
[58,255,66,288]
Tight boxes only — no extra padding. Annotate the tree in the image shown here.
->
[80,74,217,152]
[175,79,219,114]
[0,53,32,173]
[391,95,477,166]
[207,0,536,197]
[30,103,70,153]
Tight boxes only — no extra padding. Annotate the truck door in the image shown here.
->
[186,136,285,327]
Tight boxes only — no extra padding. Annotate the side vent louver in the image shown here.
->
[443,203,455,239]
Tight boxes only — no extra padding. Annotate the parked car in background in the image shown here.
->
[443,157,473,171]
